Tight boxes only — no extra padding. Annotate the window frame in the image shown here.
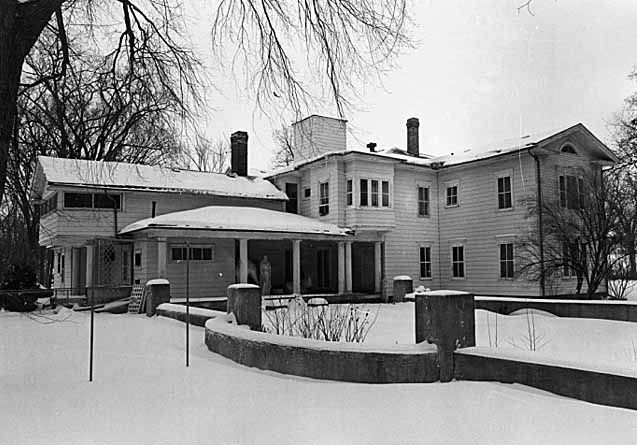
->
[417,185,430,217]
[303,187,311,199]
[359,179,369,207]
[419,245,432,280]
[370,180,379,207]
[346,178,353,207]
[499,243,515,279]
[62,191,123,211]
[445,180,459,208]
[318,181,330,216]
[381,180,390,207]
[559,172,584,209]
[169,244,215,263]
[496,173,513,210]
[134,250,142,268]
[451,244,465,279]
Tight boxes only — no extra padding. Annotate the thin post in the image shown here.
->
[185,240,190,368]
[89,288,94,382]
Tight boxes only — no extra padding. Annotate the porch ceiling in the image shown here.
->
[119,205,352,241]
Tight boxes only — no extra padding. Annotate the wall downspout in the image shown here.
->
[529,148,546,297]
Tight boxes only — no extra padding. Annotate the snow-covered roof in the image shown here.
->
[267,123,617,177]
[120,205,351,238]
[35,156,287,201]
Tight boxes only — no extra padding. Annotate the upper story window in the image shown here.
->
[561,144,577,154]
[446,185,458,207]
[417,186,430,217]
[346,179,353,206]
[134,250,142,268]
[359,179,368,206]
[497,176,512,209]
[419,246,432,279]
[303,187,311,199]
[559,174,584,209]
[63,192,121,210]
[499,243,514,279]
[452,245,465,278]
[319,182,329,216]
[40,193,58,217]
[359,178,390,207]
[171,245,214,262]
[285,183,298,214]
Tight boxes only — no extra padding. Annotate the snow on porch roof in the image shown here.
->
[119,206,352,238]
[36,156,287,200]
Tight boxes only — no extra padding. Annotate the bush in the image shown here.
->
[1,262,38,290]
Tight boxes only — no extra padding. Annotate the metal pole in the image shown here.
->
[89,288,94,382]
[186,240,190,368]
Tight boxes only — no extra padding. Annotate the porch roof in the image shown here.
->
[119,205,352,240]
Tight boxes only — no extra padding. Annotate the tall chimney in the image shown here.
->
[406,117,419,156]
[230,131,248,176]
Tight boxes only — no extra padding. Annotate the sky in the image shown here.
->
[185,0,637,171]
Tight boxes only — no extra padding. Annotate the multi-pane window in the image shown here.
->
[64,192,121,210]
[452,246,465,278]
[497,176,512,209]
[171,245,214,261]
[499,243,514,279]
[371,180,379,207]
[319,182,329,216]
[134,251,142,268]
[418,186,430,216]
[420,246,432,279]
[559,175,585,209]
[381,181,390,207]
[446,185,458,206]
[285,183,298,214]
[40,193,58,217]
[360,179,369,206]
[346,179,353,206]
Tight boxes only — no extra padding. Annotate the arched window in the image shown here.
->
[561,144,577,154]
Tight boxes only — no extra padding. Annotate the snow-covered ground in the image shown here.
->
[2,307,637,444]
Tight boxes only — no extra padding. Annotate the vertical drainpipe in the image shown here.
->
[529,148,546,297]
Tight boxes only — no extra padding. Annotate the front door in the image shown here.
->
[352,242,375,293]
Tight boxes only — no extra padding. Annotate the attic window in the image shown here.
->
[561,144,577,154]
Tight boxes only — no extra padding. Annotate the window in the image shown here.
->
[446,185,458,207]
[171,245,214,262]
[360,179,369,206]
[381,181,390,207]
[371,180,379,207]
[420,246,432,279]
[304,187,311,198]
[134,251,142,268]
[59,252,65,283]
[40,193,58,217]
[559,174,583,209]
[346,179,353,206]
[499,243,514,279]
[285,183,298,214]
[497,176,512,209]
[319,182,329,216]
[63,192,121,210]
[151,201,157,218]
[562,242,585,279]
[418,186,430,216]
[561,144,577,154]
[452,246,465,278]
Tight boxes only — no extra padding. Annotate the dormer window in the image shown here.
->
[561,144,577,154]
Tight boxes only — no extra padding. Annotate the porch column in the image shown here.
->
[85,245,94,288]
[345,241,353,293]
[239,239,248,282]
[72,248,82,290]
[157,238,167,278]
[337,241,345,295]
[292,239,301,295]
[374,241,382,293]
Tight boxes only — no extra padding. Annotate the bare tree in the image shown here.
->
[271,124,295,169]
[517,167,625,298]
[179,135,230,173]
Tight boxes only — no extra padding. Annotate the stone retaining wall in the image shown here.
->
[205,315,440,384]
[156,303,224,327]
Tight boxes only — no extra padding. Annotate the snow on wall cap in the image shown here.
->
[146,279,170,286]
[419,290,472,297]
[228,283,260,290]
[393,275,412,281]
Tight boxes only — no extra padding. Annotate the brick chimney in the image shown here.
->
[230,131,248,176]
[406,118,419,156]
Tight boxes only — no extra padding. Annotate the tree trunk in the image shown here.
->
[629,244,637,279]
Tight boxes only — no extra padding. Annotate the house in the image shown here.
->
[32,115,618,303]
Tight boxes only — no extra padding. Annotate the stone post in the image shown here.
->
[227,283,262,331]
[392,276,413,303]
[415,290,475,382]
[145,279,171,316]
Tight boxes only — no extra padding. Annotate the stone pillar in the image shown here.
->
[239,239,248,282]
[345,241,352,293]
[227,283,261,330]
[292,240,301,295]
[392,275,413,303]
[374,241,382,293]
[415,290,475,382]
[145,279,171,316]
[337,241,345,295]
[157,238,167,278]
